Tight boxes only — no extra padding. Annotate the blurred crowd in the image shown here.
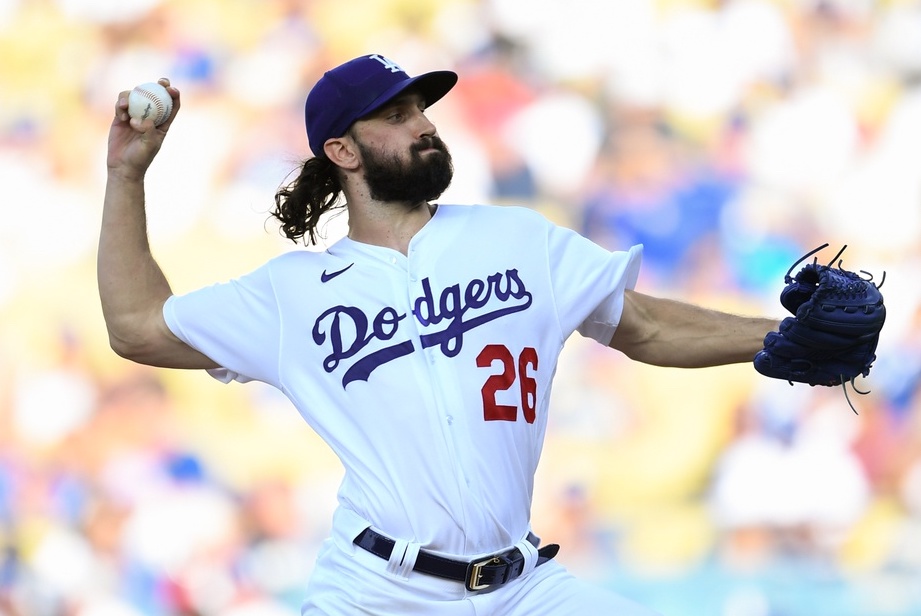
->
[1,0,920,614]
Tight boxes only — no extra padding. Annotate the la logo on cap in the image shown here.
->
[369,54,404,74]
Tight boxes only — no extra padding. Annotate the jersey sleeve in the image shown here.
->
[163,262,282,387]
[546,221,643,344]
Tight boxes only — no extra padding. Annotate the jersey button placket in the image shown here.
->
[408,247,418,282]
[408,254,472,530]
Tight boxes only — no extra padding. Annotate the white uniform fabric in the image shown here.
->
[163,204,647,612]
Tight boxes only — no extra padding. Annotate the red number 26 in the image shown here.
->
[476,344,538,423]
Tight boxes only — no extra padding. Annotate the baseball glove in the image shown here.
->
[753,244,886,412]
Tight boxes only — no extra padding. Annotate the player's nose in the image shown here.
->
[413,111,437,138]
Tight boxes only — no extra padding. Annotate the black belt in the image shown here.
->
[353,528,560,591]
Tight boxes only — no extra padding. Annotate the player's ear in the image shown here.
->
[324,137,359,170]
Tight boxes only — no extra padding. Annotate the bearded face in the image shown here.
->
[354,134,454,204]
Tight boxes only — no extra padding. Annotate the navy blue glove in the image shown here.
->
[754,245,885,390]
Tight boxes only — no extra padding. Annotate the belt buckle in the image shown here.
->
[466,556,501,591]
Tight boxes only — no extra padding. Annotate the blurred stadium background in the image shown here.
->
[1,0,920,614]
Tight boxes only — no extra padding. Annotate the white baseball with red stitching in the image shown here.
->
[127,82,173,126]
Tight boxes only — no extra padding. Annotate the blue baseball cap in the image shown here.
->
[305,54,458,158]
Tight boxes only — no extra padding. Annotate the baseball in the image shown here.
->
[127,81,173,126]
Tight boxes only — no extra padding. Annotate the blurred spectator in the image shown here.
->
[579,109,739,286]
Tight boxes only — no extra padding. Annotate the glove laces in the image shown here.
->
[788,243,887,292]
[840,376,870,415]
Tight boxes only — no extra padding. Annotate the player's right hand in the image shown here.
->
[107,78,180,180]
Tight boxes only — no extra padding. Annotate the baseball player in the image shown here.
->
[100,54,782,615]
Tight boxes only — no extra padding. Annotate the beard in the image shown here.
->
[357,135,454,204]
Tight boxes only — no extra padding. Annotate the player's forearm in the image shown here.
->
[662,311,780,367]
[610,291,780,368]
[97,170,174,358]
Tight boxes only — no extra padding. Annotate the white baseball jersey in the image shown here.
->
[163,203,642,558]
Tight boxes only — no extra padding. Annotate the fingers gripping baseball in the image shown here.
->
[115,78,179,130]
[128,80,175,127]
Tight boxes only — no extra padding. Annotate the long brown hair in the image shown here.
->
[271,156,345,245]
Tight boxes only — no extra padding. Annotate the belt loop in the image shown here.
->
[514,536,540,578]
[386,538,420,580]
[399,542,421,579]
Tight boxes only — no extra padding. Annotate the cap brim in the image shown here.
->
[358,70,458,120]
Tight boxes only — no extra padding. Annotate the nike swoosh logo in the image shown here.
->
[321,263,354,282]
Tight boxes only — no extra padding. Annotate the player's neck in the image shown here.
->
[346,198,436,255]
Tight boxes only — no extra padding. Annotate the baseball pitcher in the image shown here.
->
[99,54,883,615]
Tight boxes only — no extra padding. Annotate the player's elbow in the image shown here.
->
[102,309,164,364]
[610,335,673,366]
[104,314,219,370]
[106,327,161,366]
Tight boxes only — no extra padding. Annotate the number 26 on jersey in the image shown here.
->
[476,344,538,423]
